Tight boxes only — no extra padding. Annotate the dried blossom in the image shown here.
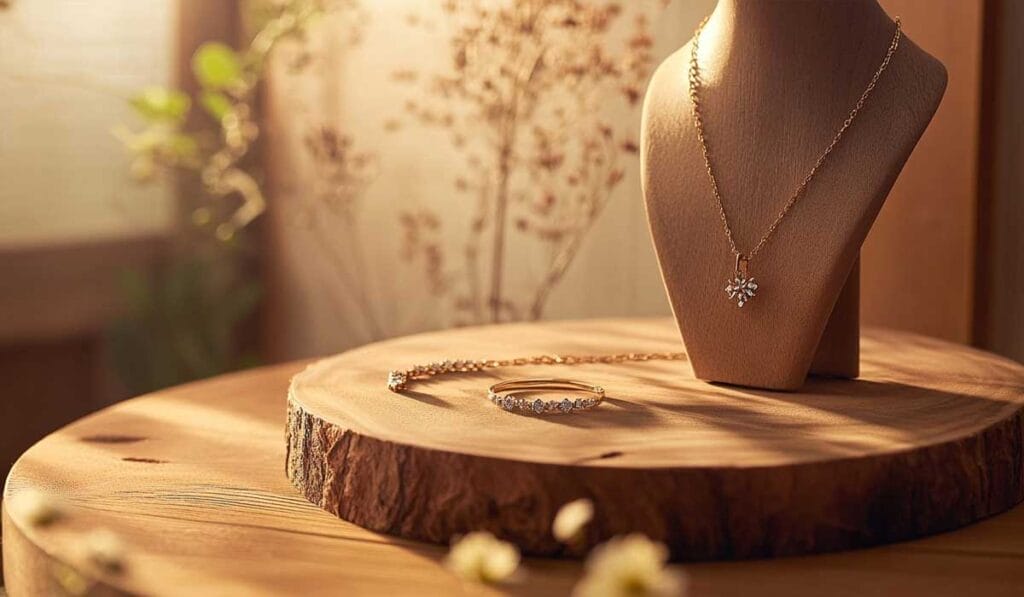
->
[303,125,376,220]
[553,498,595,543]
[83,529,127,574]
[399,209,449,296]
[445,531,521,584]
[51,562,91,596]
[8,488,64,527]
[395,0,665,323]
[573,534,688,597]
[297,123,382,336]
[244,1,381,337]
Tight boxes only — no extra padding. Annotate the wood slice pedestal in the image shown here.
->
[285,318,1024,561]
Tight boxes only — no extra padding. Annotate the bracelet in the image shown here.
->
[488,378,605,415]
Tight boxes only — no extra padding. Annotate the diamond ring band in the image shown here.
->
[488,378,605,415]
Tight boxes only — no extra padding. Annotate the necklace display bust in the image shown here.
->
[641,0,947,390]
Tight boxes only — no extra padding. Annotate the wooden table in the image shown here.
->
[4,319,1024,596]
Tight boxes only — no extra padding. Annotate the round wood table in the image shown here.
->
[4,318,1024,596]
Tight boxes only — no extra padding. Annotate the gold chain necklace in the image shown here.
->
[387,352,685,394]
[689,16,902,307]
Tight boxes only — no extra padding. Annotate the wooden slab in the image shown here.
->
[4,346,1024,596]
[286,318,1024,561]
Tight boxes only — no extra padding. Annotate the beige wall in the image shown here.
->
[0,0,175,246]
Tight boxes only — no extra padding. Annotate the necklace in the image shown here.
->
[387,351,685,395]
[689,16,902,307]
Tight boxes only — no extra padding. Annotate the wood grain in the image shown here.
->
[4,319,1024,596]
[287,318,1024,561]
[3,363,574,597]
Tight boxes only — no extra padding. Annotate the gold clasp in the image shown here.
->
[734,254,750,277]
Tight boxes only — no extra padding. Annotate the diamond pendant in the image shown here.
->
[725,255,758,308]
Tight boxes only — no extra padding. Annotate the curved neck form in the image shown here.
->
[712,0,888,31]
[701,0,896,83]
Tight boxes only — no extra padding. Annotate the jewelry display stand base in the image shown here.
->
[286,318,1024,561]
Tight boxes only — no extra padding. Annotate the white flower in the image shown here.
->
[83,529,126,573]
[8,488,63,527]
[444,531,521,584]
[553,498,594,543]
[573,534,688,597]
[51,562,90,596]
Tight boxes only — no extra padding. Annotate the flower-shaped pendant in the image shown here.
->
[725,273,758,308]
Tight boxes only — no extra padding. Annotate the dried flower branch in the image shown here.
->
[110,1,370,391]
[297,124,383,336]
[395,0,664,323]
[259,2,381,338]
[117,0,348,242]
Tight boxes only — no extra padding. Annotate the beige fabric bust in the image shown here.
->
[641,0,947,390]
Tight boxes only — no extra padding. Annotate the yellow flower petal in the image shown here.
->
[553,498,595,542]
[8,488,63,527]
[573,534,688,597]
[83,529,126,573]
[445,531,521,584]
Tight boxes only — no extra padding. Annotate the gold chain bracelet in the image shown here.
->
[386,351,685,393]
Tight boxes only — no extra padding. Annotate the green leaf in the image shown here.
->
[117,268,154,312]
[193,42,244,90]
[130,87,191,122]
[167,133,198,159]
[219,281,262,327]
[199,90,234,121]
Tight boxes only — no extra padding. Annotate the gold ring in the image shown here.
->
[488,378,605,415]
